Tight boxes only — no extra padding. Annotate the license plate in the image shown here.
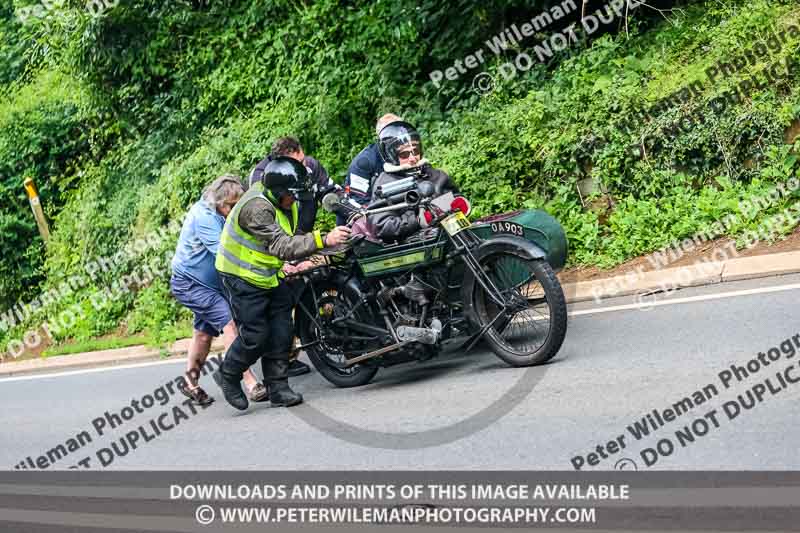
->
[490,220,524,237]
[441,211,471,235]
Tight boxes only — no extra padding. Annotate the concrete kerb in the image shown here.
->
[0,339,225,378]
[1,251,798,377]
[719,252,800,282]
[562,250,800,303]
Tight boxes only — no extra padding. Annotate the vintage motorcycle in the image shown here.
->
[291,177,569,388]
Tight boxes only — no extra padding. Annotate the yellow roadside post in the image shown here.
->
[23,177,51,242]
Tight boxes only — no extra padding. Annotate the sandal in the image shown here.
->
[249,382,269,403]
[179,383,215,406]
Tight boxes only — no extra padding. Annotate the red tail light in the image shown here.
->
[451,196,471,216]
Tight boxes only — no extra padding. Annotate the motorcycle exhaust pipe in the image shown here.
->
[344,341,411,366]
[375,176,416,198]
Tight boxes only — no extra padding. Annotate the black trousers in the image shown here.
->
[219,273,295,379]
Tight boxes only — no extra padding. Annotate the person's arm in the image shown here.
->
[239,199,324,262]
[305,157,338,204]
[296,156,329,234]
[367,174,419,242]
[346,146,377,204]
[425,166,459,196]
[370,209,420,243]
[296,199,317,235]
[248,156,271,189]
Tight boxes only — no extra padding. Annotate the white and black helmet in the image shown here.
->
[378,121,423,166]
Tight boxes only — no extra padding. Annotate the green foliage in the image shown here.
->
[425,0,800,267]
[0,70,93,309]
[126,280,188,343]
[1,0,799,356]
[0,2,31,88]
[42,333,151,358]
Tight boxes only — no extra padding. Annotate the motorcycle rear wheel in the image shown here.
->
[295,283,380,388]
[472,253,567,366]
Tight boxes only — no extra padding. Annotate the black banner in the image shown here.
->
[0,471,798,532]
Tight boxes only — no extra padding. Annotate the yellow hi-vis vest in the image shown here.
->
[215,182,298,289]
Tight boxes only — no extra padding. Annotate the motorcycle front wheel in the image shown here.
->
[470,251,568,367]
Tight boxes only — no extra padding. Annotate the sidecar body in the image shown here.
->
[470,209,568,271]
[348,208,568,278]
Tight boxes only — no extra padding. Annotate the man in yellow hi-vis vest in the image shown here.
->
[213,157,351,410]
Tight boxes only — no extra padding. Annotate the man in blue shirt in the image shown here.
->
[170,175,264,405]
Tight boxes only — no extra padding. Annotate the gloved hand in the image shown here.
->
[399,210,420,235]
[325,226,352,247]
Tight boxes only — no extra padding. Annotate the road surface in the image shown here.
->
[1,274,798,471]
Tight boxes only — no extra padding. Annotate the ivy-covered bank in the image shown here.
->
[0,0,798,357]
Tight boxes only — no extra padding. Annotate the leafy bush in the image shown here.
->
[1,0,799,356]
[0,70,93,309]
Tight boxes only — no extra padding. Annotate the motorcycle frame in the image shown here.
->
[295,199,533,366]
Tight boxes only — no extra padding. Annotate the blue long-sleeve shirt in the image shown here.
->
[171,200,226,290]
[345,143,384,205]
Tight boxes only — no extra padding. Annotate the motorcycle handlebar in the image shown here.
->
[324,189,435,228]
[365,189,423,210]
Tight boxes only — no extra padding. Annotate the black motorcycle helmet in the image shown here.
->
[378,121,423,167]
[262,156,311,202]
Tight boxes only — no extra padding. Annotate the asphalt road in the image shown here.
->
[2,274,799,471]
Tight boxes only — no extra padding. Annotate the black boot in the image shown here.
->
[212,364,249,411]
[263,359,304,407]
[288,359,311,377]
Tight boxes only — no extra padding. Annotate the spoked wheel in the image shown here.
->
[295,284,379,388]
[471,251,567,366]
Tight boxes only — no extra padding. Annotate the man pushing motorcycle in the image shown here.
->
[213,157,351,410]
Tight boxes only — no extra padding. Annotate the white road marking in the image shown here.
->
[0,357,187,383]
[2,283,799,382]
[569,282,800,317]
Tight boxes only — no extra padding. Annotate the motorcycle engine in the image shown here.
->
[378,275,443,348]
